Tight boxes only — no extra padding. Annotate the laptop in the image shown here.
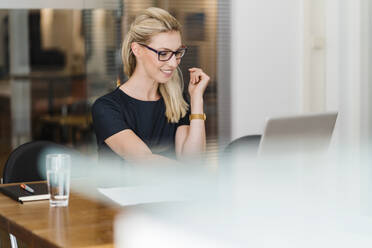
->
[258,112,338,157]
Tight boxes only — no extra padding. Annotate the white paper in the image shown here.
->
[97,186,188,206]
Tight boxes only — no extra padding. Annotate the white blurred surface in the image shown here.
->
[98,186,188,206]
[112,147,372,248]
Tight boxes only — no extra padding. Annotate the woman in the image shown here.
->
[92,7,209,164]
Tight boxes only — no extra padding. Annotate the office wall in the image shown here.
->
[228,0,372,147]
[303,0,326,113]
[326,0,372,149]
[324,0,372,212]
[230,0,302,140]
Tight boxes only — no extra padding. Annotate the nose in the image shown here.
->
[167,54,179,67]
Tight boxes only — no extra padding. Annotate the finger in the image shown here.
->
[194,74,200,84]
[194,74,198,84]
[190,69,205,84]
[195,73,207,85]
[200,74,210,86]
[189,71,194,84]
[196,72,203,83]
[189,68,203,73]
[191,72,199,84]
[192,74,198,84]
[200,71,208,80]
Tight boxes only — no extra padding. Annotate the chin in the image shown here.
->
[156,74,174,84]
[152,77,169,84]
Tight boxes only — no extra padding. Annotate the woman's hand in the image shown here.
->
[188,68,210,100]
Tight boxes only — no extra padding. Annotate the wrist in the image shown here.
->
[190,93,203,101]
[189,113,206,121]
[190,98,203,114]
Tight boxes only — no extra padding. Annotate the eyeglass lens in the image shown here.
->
[158,49,186,61]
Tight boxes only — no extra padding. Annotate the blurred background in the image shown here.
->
[0,0,371,178]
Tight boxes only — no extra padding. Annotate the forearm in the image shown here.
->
[181,97,206,156]
[105,130,180,166]
[126,153,181,166]
[140,154,181,165]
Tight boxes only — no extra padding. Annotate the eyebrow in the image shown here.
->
[157,46,183,51]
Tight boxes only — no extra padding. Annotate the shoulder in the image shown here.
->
[92,89,124,110]
[93,88,122,105]
[92,88,126,113]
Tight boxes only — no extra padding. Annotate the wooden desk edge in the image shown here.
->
[0,181,118,248]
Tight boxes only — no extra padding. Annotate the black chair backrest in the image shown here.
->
[2,141,73,184]
[224,135,262,156]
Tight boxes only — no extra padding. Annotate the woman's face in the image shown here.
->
[140,31,183,83]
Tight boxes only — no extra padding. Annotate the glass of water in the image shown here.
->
[46,154,71,207]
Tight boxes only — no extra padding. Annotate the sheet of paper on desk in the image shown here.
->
[97,186,188,206]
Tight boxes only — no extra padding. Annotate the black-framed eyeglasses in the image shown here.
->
[139,43,187,61]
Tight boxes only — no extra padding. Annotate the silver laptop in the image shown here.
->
[258,112,338,156]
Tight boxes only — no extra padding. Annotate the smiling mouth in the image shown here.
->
[160,69,174,76]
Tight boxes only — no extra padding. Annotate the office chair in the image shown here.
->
[2,140,75,184]
[224,134,262,157]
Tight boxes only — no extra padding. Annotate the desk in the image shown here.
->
[0,184,120,248]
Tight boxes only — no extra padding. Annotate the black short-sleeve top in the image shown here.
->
[91,87,190,162]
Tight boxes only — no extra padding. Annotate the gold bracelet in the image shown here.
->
[189,113,206,121]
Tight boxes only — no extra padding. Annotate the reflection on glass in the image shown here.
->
[0,1,219,176]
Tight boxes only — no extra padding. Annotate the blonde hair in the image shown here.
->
[121,7,189,123]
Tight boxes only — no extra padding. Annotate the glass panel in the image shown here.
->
[0,0,221,176]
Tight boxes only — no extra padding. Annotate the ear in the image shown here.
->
[131,42,142,58]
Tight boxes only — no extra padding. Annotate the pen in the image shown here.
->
[20,184,34,194]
